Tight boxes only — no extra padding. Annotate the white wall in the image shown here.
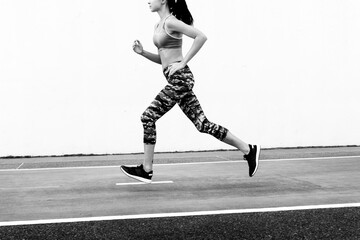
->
[1,0,359,157]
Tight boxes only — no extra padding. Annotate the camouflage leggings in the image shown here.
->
[141,65,228,144]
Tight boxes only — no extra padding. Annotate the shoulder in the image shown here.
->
[165,15,190,31]
[166,15,180,24]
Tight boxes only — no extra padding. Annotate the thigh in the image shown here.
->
[178,90,229,140]
[165,65,195,101]
[178,90,206,126]
[143,84,178,122]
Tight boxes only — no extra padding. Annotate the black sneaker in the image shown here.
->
[120,164,153,183]
[243,144,261,177]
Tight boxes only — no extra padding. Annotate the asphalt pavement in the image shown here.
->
[0,147,359,239]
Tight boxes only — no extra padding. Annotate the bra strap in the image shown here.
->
[163,15,183,40]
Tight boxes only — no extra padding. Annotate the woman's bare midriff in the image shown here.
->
[158,47,183,69]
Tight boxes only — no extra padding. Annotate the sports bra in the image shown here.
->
[153,15,182,50]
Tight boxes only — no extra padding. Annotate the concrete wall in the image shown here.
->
[1,0,359,156]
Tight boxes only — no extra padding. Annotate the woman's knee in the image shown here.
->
[196,118,210,133]
[141,110,153,125]
[140,112,147,124]
[141,111,157,144]
[195,118,228,140]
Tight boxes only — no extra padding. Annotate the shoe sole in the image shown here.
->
[120,166,152,184]
[250,145,261,177]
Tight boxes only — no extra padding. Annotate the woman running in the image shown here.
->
[121,0,261,183]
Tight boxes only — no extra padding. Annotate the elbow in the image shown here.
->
[197,33,207,44]
[201,33,208,42]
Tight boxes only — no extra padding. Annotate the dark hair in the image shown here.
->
[168,0,194,25]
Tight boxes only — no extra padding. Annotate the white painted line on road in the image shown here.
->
[116,181,174,186]
[16,163,24,169]
[0,186,60,190]
[0,165,117,172]
[260,155,360,162]
[0,155,359,172]
[143,155,360,166]
[0,202,359,227]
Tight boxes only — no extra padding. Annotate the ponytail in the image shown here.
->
[168,0,194,25]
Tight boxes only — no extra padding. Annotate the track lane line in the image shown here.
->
[116,181,173,186]
[0,186,60,190]
[16,163,24,169]
[1,203,359,227]
[0,155,359,172]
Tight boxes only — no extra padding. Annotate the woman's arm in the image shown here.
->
[133,40,162,65]
[166,18,207,75]
[140,50,162,64]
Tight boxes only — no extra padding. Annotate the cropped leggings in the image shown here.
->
[141,65,228,145]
